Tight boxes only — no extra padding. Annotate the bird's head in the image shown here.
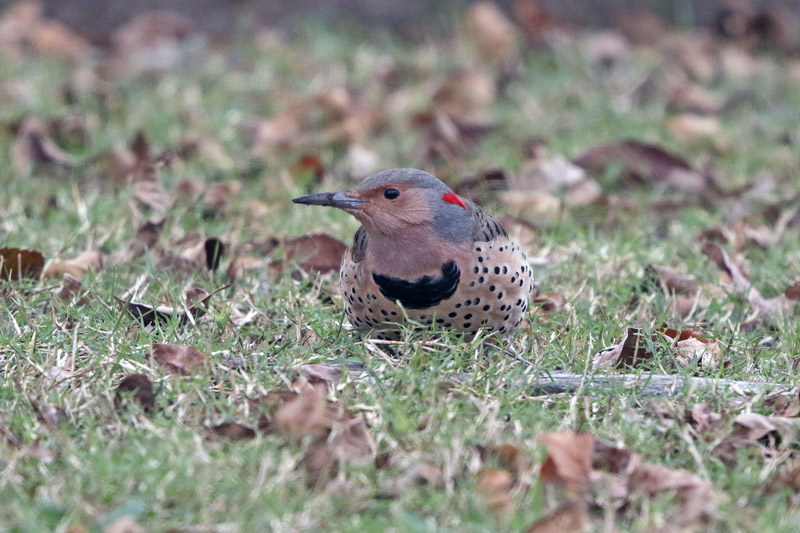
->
[293,169,472,242]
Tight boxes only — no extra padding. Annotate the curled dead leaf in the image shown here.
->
[477,468,514,512]
[304,417,377,482]
[0,247,45,280]
[284,234,347,274]
[148,343,205,375]
[466,2,519,63]
[207,422,256,441]
[115,374,155,412]
[41,250,103,281]
[274,382,329,438]
[574,139,708,192]
[539,432,594,500]
[526,502,591,533]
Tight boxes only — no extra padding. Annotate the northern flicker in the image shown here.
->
[293,168,533,338]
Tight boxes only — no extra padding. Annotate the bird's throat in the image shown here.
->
[364,228,469,280]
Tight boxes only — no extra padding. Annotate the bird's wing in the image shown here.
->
[350,225,368,263]
[470,203,508,242]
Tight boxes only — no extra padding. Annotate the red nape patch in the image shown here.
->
[442,192,466,210]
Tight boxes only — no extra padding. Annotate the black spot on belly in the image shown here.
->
[372,260,460,310]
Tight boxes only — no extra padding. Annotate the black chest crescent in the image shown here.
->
[372,261,460,310]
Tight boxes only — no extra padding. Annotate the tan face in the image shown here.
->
[346,183,433,236]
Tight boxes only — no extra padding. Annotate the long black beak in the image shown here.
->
[292,191,366,210]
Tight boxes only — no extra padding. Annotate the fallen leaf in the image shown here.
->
[30,400,67,429]
[466,2,519,63]
[592,326,651,370]
[669,83,723,114]
[702,241,798,317]
[667,114,722,146]
[274,382,329,438]
[477,468,514,512]
[201,181,242,212]
[573,139,708,192]
[712,412,800,465]
[226,253,266,282]
[628,463,715,526]
[513,0,558,48]
[511,155,602,208]
[689,402,722,434]
[0,247,45,280]
[115,374,155,412]
[290,153,326,184]
[284,234,347,274]
[526,502,591,533]
[207,422,256,441]
[148,343,205,375]
[654,266,699,295]
[10,118,77,174]
[301,364,342,384]
[304,417,377,482]
[433,70,496,121]
[539,432,594,500]
[56,273,91,306]
[533,292,566,312]
[41,250,103,281]
[582,30,629,66]
[109,10,198,77]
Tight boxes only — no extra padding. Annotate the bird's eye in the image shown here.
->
[383,188,400,200]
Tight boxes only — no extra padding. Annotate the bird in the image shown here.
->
[293,168,533,339]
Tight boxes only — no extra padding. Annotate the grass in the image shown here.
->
[2,11,800,532]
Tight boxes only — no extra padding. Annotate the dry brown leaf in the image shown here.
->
[207,422,256,441]
[712,412,800,465]
[533,292,566,312]
[669,83,723,114]
[511,156,602,209]
[274,382,329,438]
[654,266,699,295]
[290,153,326,183]
[477,468,514,512]
[466,2,519,63]
[132,163,169,219]
[104,515,143,533]
[149,343,205,375]
[702,241,797,317]
[592,326,651,370]
[284,234,347,274]
[513,0,558,47]
[10,118,76,174]
[689,402,722,434]
[226,254,266,282]
[201,181,242,212]
[765,392,800,418]
[0,247,45,280]
[539,432,594,500]
[573,139,708,192]
[41,250,103,281]
[304,417,377,482]
[109,11,197,77]
[582,30,629,66]
[30,19,89,62]
[592,440,640,476]
[628,463,714,526]
[667,114,722,146]
[301,364,342,384]
[433,70,496,121]
[115,374,155,412]
[30,400,67,429]
[526,502,591,533]
[56,273,91,306]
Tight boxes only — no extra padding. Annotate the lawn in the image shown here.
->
[2,3,800,532]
